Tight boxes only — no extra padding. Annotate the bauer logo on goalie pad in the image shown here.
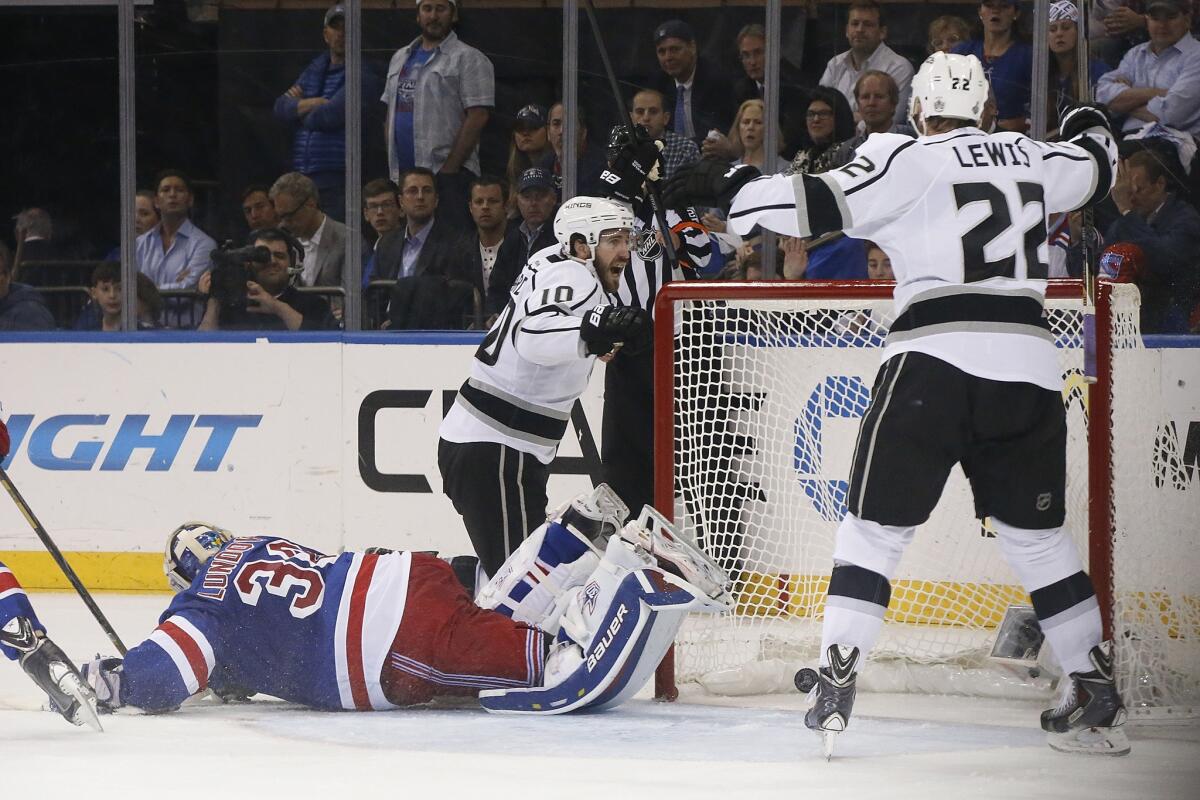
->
[585,603,629,673]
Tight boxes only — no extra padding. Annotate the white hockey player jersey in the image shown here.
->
[727,127,1117,390]
[439,244,606,463]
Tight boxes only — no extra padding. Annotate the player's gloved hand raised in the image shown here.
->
[601,124,663,205]
[663,159,761,211]
[81,656,124,710]
[580,304,649,356]
[1059,104,1114,141]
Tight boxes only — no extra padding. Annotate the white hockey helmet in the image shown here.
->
[908,52,990,133]
[164,522,234,592]
[553,196,635,255]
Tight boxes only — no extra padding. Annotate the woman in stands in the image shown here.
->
[1046,0,1108,136]
[953,0,1034,132]
[727,99,790,174]
[784,87,855,175]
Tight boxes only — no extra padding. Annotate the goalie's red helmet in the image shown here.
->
[1098,242,1145,284]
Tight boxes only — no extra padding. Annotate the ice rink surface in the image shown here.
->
[2,594,1198,799]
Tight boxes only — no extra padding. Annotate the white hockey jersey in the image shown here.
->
[727,127,1117,390]
[439,244,606,463]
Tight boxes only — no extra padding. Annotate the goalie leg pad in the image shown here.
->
[475,519,601,631]
[619,505,734,609]
[548,483,631,546]
[479,564,727,714]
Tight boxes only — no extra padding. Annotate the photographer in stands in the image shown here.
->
[197,228,335,332]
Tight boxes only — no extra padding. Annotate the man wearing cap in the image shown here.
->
[274,5,382,222]
[508,104,555,215]
[1096,0,1200,136]
[483,168,559,314]
[821,0,915,126]
[649,19,737,147]
[383,1,494,232]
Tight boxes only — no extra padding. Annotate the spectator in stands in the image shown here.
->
[650,19,737,145]
[1105,149,1200,332]
[198,228,335,332]
[361,178,404,289]
[370,167,459,283]
[710,23,809,162]
[1090,0,1150,67]
[483,168,558,312]
[954,0,1034,132]
[541,101,607,197]
[506,104,554,218]
[928,15,972,54]
[274,5,381,222]
[727,99,790,173]
[866,241,895,280]
[0,242,54,331]
[784,87,856,175]
[75,262,163,332]
[270,171,346,288]
[458,176,524,317]
[1095,0,1200,137]
[779,232,869,281]
[629,88,701,179]
[240,186,279,233]
[383,0,494,232]
[12,208,67,288]
[830,71,917,164]
[1047,1,1109,135]
[136,169,217,292]
[821,0,915,126]
[103,190,159,263]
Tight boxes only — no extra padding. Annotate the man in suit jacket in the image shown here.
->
[372,167,461,283]
[270,171,346,287]
[649,19,737,147]
[722,24,810,161]
[12,208,71,288]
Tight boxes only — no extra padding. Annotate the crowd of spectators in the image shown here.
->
[4,0,1199,335]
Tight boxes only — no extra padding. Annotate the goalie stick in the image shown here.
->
[0,465,128,655]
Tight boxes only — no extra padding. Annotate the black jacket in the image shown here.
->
[732,69,811,161]
[372,218,461,282]
[651,58,738,146]
[0,282,56,331]
[1105,194,1200,333]
[216,285,336,331]
[483,221,558,315]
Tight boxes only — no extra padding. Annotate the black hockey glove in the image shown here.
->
[1059,103,1114,141]
[580,304,649,356]
[601,124,663,205]
[663,159,761,212]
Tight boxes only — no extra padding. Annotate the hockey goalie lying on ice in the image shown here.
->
[2,486,730,721]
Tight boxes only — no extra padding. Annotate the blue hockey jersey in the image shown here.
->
[120,537,413,712]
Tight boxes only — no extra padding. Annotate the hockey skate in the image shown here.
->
[803,644,860,760]
[619,505,733,609]
[0,616,102,732]
[1041,642,1130,756]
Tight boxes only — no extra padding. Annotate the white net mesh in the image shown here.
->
[664,284,1193,709]
[1107,283,1200,719]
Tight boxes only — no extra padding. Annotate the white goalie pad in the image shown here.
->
[547,483,630,545]
[475,519,602,632]
[620,505,734,610]
[479,560,727,715]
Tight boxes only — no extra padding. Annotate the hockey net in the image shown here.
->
[652,280,1199,717]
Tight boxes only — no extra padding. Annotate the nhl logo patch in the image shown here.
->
[635,229,661,261]
[582,581,601,614]
[933,98,945,113]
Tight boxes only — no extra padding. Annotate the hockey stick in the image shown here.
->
[0,465,128,655]
[581,0,682,270]
[1077,0,1099,383]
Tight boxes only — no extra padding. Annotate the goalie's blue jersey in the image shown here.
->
[120,537,413,712]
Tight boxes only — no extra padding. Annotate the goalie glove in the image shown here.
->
[601,124,664,205]
[1059,103,1114,142]
[663,159,761,211]
[81,656,124,711]
[0,617,103,732]
[579,304,648,356]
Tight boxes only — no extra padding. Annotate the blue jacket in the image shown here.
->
[1105,194,1200,333]
[0,283,55,331]
[274,53,382,175]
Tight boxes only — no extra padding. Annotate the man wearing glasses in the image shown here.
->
[269,171,347,288]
